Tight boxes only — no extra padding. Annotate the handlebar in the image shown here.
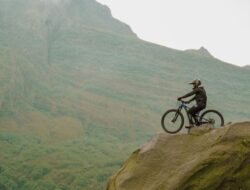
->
[178,100,190,104]
[177,100,190,109]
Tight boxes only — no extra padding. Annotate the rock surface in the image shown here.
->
[107,122,250,190]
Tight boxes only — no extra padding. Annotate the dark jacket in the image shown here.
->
[181,86,207,106]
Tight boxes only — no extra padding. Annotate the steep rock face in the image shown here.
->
[0,0,138,116]
[107,122,250,190]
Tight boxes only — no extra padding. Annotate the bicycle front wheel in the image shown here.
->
[161,109,184,134]
[199,110,224,128]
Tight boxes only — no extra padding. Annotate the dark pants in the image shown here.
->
[188,104,206,124]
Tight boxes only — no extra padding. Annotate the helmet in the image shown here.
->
[189,79,201,87]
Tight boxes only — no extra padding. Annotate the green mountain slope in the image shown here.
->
[243,65,250,70]
[0,0,249,189]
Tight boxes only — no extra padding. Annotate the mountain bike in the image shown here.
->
[161,100,224,134]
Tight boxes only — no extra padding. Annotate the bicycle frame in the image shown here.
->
[176,101,212,126]
[176,101,195,125]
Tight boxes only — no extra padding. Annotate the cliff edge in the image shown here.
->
[107,122,250,190]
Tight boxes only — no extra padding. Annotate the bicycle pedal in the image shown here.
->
[185,125,193,129]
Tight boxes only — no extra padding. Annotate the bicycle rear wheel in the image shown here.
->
[199,110,224,128]
[161,109,184,134]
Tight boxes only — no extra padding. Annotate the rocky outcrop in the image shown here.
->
[184,46,214,58]
[107,122,250,190]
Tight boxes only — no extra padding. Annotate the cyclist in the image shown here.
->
[177,79,207,128]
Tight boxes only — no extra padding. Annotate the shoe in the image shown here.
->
[185,125,194,129]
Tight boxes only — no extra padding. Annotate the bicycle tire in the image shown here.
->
[199,110,224,128]
[161,109,184,134]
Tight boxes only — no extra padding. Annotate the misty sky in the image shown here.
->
[97,0,250,67]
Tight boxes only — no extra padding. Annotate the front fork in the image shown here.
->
[172,112,179,123]
[172,108,182,123]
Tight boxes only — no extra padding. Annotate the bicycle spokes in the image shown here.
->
[161,109,184,134]
[200,110,224,128]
